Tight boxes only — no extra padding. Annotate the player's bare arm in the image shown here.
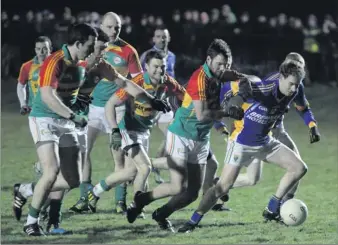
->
[105,94,124,129]
[40,86,74,119]
[17,83,27,108]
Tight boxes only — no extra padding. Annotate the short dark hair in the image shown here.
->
[145,50,165,64]
[35,36,52,48]
[206,38,232,61]
[285,52,305,66]
[154,25,168,32]
[67,23,98,45]
[279,61,306,80]
[95,27,109,43]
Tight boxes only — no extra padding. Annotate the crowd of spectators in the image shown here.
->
[2,4,337,85]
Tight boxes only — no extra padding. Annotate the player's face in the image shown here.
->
[35,41,51,61]
[206,54,232,78]
[279,75,301,96]
[145,58,166,82]
[101,17,121,42]
[153,29,170,50]
[77,35,97,60]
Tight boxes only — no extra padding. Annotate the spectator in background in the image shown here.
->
[321,14,338,86]
[303,14,322,83]
[140,26,175,77]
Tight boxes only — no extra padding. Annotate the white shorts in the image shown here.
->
[88,104,125,134]
[154,110,174,125]
[75,126,88,153]
[224,137,282,167]
[165,130,210,165]
[120,129,150,153]
[29,117,78,147]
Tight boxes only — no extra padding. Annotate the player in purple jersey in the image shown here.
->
[178,60,309,233]
[220,53,320,206]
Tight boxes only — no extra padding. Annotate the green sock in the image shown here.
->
[80,181,93,197]
[115,184,127,205]
[28,205,40,218]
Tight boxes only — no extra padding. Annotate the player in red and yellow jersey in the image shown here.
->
[17,36,52,114]
[126,39,244,231]
[70,12,144,215]
[85,50,184,218]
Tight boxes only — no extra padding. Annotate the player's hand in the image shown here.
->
[110,128,122,150]
[309,126,320,144]
[20,105,31,115]
[69,113,88,128]
[150,97,171,113]
[219,69,245,81]
[89,59,119,81]
[224,105,244,120]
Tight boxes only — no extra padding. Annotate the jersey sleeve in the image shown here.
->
[18,61,32,85]
[293,83,317,127]
[186,71,207,101]
[127,47,143,75]
[39,55,62,88]
[165,75,185,101]
[139,50,147,72]
[115,75,144,102]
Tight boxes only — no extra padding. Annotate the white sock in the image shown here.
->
[93,183,105,197]
[26,215,38,225]
[19,183,33,199]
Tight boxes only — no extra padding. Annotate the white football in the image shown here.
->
[280,199,308,226]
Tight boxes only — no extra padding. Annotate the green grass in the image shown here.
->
[1,84,338,244]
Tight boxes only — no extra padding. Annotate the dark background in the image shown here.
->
[2,0,338,85]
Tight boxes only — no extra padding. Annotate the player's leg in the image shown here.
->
[126,131,188,224]
[262,139,307,222]
[152,111,174,184]
[272,125,300,202]
[110,147,127,214]
[151,139,209,231]
[232,158,263,188]
[23,117,65,236]
[45,190,72,235]
[203,150,231,211]
[69,125,100,213]
[178,139,254,233]
[109,105,128,214]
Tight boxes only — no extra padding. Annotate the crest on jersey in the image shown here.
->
[113,57,122,64]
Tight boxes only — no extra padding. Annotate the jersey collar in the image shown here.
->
[62,44,74,62]
[202,63,213,78]
[33,56,40,64]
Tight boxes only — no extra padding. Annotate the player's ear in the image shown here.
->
[206,56,211,66]
[75,41,82,50]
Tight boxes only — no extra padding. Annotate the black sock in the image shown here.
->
[48,199,62,225]
[138,192,155,206]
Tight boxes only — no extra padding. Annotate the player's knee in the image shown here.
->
[41,166,59,184]
[297,162,308,177]
[137,162,152,176]
[247,175,261,186]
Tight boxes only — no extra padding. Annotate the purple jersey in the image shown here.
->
[221,74,315,146]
